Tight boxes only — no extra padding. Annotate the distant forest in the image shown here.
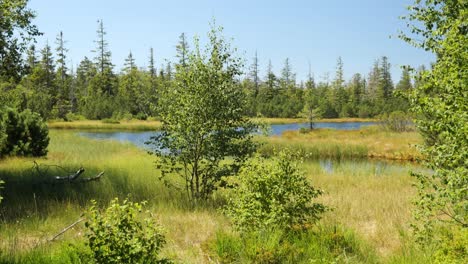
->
[0,20,419,121]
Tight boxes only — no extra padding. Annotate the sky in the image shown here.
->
[29,0,434,83]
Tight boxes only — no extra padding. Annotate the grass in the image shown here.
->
[47,119,163,131]
[0,129,430,263]
[259,125,422,161]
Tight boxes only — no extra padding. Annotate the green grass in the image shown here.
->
[0,130,432,263]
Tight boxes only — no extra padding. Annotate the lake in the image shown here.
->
[79,121,378,150]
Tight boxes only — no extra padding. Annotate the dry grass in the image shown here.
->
[264,126,422,161]
[302,161,419,256]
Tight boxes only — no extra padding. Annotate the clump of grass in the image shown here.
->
[209,225,378,263]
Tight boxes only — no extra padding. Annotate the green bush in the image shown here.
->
[0,108,49,157]
[433,227,467,264]
[84,198,170,264]
[64,112,86,122]
[225,150,327,233]
[379,111,414,132]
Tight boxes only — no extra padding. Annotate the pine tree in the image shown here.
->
[396,66,413,91]
[280,58,295,88]
[265,59,276,90]
[175,33,189,69]
[148,47,156,79]
[249,51,260,93]
[92,19,114,95]
[26,45,38,74]
[379,56,393,99]
[54,31,71,117]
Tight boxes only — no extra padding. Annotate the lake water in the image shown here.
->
[78,121,417,175]
[79,121,378,150]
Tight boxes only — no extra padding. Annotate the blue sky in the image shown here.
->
[29,0,433,82]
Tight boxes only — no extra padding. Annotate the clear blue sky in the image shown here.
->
[29,0,433,83]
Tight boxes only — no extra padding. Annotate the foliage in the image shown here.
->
[432,226,468,264]
[151,22,258,202]
[0,107,49,157]
[224,150,327,233]
[379,111,414,132]
[84,198,170,264]
[400,0,467,254]
[0,0,41,82]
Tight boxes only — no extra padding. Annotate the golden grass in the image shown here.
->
[303,161,419,256]
[47,119,162,131]
[264,126,422,161]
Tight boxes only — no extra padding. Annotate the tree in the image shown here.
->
[400,0,467,251]
[152,23,258,202]
[249,51,260,93]
[280,58,295,88]
[175,33,189,69]
[92,19,114,96]
[54,31,72,117]
[0,0,41,82]
[379,56,393,100]
[396,66,413,91]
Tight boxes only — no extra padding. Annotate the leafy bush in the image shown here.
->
[64,112,86,122]
[84,198,170,264]
[225,150,327,233]
[0,108,49,157]
[433,227,467,264]
[379,111,414,132]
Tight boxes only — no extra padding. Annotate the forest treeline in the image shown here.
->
[0,20,417,121]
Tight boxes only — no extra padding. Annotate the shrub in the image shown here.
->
[224,150,327,233]
[64,112,86,122]
[379,111,414,132]
[0,108,49,157]
[84,198,170,264]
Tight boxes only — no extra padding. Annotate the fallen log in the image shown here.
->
[77,171,105,182]
[55,167,85,182]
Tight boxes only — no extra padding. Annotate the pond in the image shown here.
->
[79,121,378,150]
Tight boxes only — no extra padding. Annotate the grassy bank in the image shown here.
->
[259,126,422,161]
[0,130,428,263]
[47,120,163,131]
[252,117,377,124]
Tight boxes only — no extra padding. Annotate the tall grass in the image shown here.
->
[259,126,422,161]
[0,130,429,263]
